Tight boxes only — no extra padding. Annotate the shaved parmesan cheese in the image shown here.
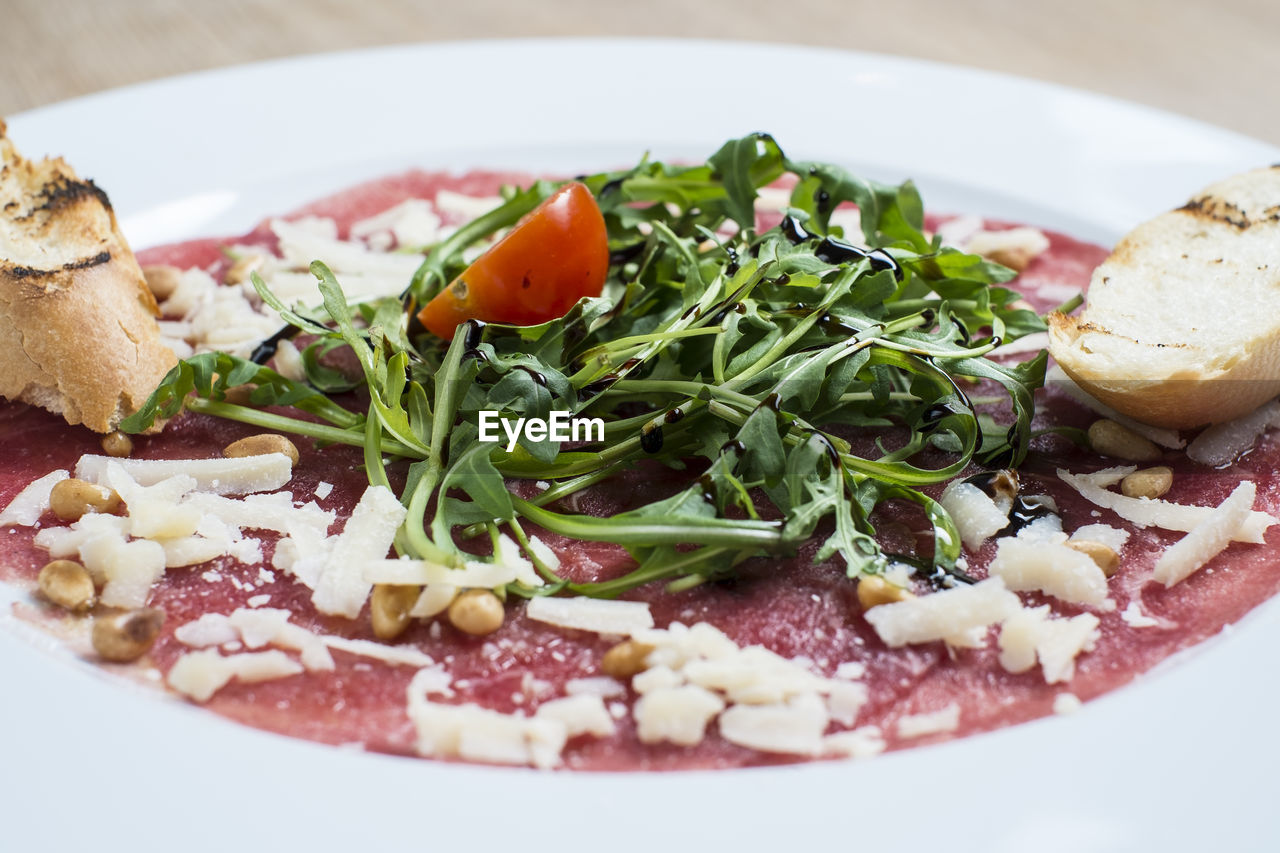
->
[172,607,434,671]
[350,199,442,249]
[1014,511,1064,543]
[160,535,234,568]
[998,605,1100,683]
[183,491,334,537]
[167,649,303,702]
[271,217,424,281]
[988,536,1109,607]
[896,705,960,739]
[534,695,616,738]
[103,465,201,539]
[312,485,405,618]
[1035,614,1101,683]
[406,667,600,770]
[864,578,1021,647]
[624,621,865,750]
[526,596,655,635]
[416,701,567,769]
[634,621,740,668]
[634,685,726,746]
[1053,693,1083,715]
[1069,523,1130,553]
[964,226,1050,269]
[1120,601,1161,628]
[272,523,330,587]
[826,680,869,727]
[76,453,293,496]
[410,665,455,699]
[410,584,458,619]
[230,608,334,671]
[175,614,241,647]
[322,636,433,668]
[564,677,627,699]
[834,661,867,680]
[718,694,828,755]
[0,469,68,526]
[823,726,886,759]
[83,536,166,608]
[33,513,129,570]
[434,190,502,219]
[1154,481,1257,587]
[682,647,828,705]
[632,665,684,694]
[1059,467,1275,543]
[939,481,1009,551]
[526,536,561,572]
[1186,400,1280,468]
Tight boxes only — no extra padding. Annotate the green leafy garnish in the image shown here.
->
[123,133,1047,597]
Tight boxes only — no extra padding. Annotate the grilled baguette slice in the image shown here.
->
[0,121,176,433]
[1047,166,1280,429]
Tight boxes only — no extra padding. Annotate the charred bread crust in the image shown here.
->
[1047,166,1280,430]
[0,120,176,433]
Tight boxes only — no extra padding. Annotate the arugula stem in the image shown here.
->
[185,399,422,458]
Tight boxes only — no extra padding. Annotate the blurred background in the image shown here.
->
[3,0,1278,145]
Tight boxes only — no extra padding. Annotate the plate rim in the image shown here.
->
[3,36,1278,853]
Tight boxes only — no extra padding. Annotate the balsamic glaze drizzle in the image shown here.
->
[248,324,295,365]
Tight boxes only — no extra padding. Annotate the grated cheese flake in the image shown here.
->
[633,685,725,746]
[526,596,655,635]
[1153,481,1257,587]
[864,577,1021,648]
[896,705,961,739]
[997,605,1100,684]
[1059,467,1274,543]
[939,481,1009,551]
[717,694,828,755]
[0,469,69,526]
[988,534,1109,607]
[167,649,303,702]
[312,485,405,618]
[77,453,293,496]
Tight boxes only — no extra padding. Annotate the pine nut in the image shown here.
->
[1121,466,1173,500]
[224,253,266,285]
[142,265,182,301]
[371,584,420,641]
[92,609,164,662]
[49,478,121,521]
[857,575,914,610]
[447,589,504,636]
[221,385,257,406]
[223,434,300,466]
[1066,540,1120,577]
[990,469,1020,506]
[100,431,133,458]
[37,560,96,611]
[1087,419,1160,462]
[601,639,654,679]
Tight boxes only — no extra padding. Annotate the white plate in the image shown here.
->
[4,39,1278,853]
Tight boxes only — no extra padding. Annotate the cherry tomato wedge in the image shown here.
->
[417,181,609,339]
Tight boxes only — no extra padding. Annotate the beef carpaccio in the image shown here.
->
[2,167,1278,772]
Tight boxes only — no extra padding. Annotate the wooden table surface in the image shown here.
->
[4,0,1279,145]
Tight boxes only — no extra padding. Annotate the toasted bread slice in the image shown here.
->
[0,120,176,433]
[1047,166,1280,429]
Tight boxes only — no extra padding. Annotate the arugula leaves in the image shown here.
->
[124,133,1047,596]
